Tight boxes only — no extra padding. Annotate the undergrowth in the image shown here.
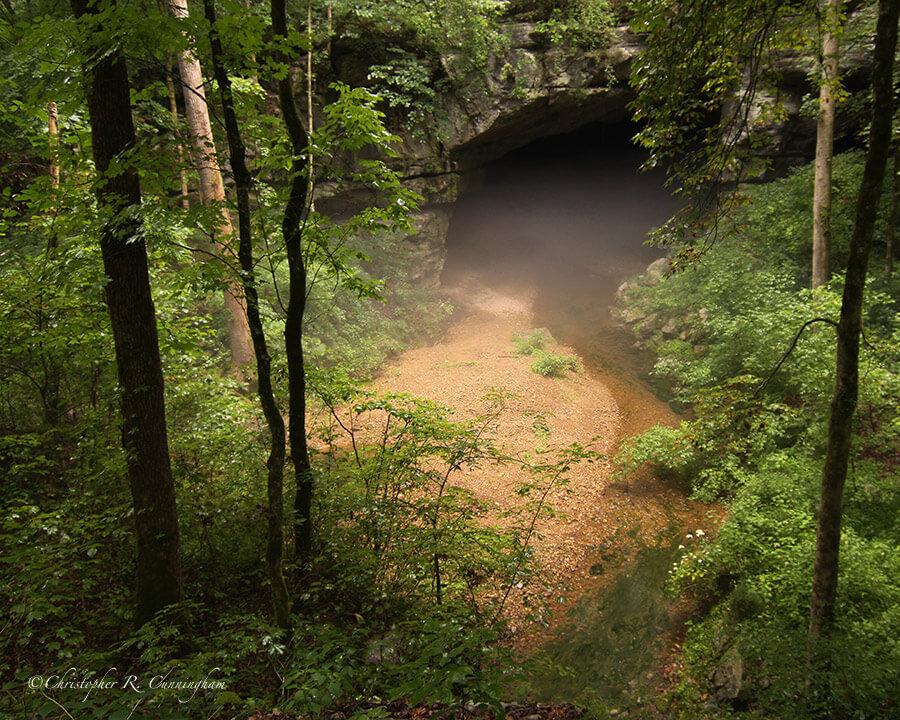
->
[512,329,582,378]
[613,150,900,718]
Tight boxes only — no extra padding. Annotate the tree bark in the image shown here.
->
[41,101,63,425]
[271,0,314,564]
[46,101,61,256]
[203,0,291,630]
[168,0,254,371]
[306,0,315,200]
[886,141,898,276]
[811,0,840,290]
[808,0,898,655]
[47,101,60,195]
[161,48,191,211]
[70,0,185,628]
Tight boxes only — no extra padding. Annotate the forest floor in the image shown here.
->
[368,275,717,701]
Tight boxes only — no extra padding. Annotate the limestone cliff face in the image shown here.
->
[435,23,641,171]
[319,20,871,287]
[361,23,645,286]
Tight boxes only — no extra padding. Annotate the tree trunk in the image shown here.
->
[168,0,254,371]
[203,0,291,631]
[47,101,60,195]
[306,0,315,200]
[271,0,314,564]
[886,142,898,276]
[162,48,191,211]
[46,101,61,255]
[43,101,62,425]
[811,0,840,290]
[70,0,185,628]
[808,0,898,660]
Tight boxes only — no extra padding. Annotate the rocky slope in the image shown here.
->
[317,17,873,287]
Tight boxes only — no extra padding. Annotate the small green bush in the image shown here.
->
[512,328,555,355]
[529,350,582,378]
[511,329,581,378]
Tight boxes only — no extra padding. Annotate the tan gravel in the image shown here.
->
[368,279,710,649]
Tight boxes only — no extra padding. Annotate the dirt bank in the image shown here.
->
[371,277,711,649]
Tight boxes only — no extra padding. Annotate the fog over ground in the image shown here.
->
[441,122,681,328]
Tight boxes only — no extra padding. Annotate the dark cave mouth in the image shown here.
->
[441,119,678,297]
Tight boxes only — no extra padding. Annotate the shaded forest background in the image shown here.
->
[1,0,899,718]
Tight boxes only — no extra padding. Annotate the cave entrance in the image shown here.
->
[440,122,687,709]
[441,121,680,337]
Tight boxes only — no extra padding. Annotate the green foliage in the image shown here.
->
[615,379,806,501]
[735,151,878,284]
[309,386,523,614]
[0,240,114,432]
[617,153,894,410]
[368,53,446,140]
[2,0,494,704]
[307,378,601,626]
[529,351,581,378]
[383,616,512,713]
[528,410,551,438]
[512,327,554,355]
[615,147,900,716]
[665,457,900,718]
[2,498,133,670]
[614,156,899,500]
[512,329,581,377]
[201,74,448,377]
[332,0,509,77]
[532,0,614,49]
[628,0,823,263]
[303,228,453,377]
[251,614,513,716]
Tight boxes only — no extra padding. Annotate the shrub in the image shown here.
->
[511,329,581,378]
[666,457,900,718]
[615,377,808,501]
[613,150,900,718]
[529,351,581,378]
[512,328,555,355]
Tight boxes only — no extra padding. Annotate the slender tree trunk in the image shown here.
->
[43,101,62,425]
[203,0,291,630]
[162,48,191,210]
[306,0,315,199]
[808,0,899,668]
[70,0,185,628]
[886,142,898,276]
[271,0,314,564]
[46,101,61,252]
[812,0,840,290]
[326,1,332,57]
[47,102,60,196]
[168,0,254,371]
